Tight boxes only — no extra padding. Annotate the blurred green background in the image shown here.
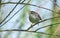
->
[0,0,60,38]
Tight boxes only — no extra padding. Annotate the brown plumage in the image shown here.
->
[29,11,42,23]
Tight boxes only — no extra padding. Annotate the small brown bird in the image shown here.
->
[29,11,42,23]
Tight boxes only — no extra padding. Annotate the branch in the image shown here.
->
[35,22,60,31]
[0,29,60,37]
[21,0,25,3]
[50,0,60,8]
[0,0,22,24]
[0,0,31,27]
[0,2,58,13]
[1,1,60,8]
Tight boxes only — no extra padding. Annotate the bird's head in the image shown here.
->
[29,11,36,15]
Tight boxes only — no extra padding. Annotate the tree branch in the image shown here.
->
[35,22,60,31]
[0,29,60,37]
[0,0,31,27]
[0,2,58,13]
[0,0,22,24]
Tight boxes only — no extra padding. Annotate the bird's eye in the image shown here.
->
[31,12,34,14]
[31,11,34,14]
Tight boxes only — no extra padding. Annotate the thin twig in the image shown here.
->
[0,2,57,13]
[21,0,25,3]
[0,0,31,27]
[0,29,60,37]
[50,0,60,8]
[35,22,60,31]
[0,0,22,24]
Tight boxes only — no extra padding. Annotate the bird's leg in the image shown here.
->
[29,23,35,31]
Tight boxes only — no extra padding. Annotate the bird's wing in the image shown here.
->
[36,13,42,20]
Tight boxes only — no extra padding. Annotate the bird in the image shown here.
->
[29,11,42,24]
